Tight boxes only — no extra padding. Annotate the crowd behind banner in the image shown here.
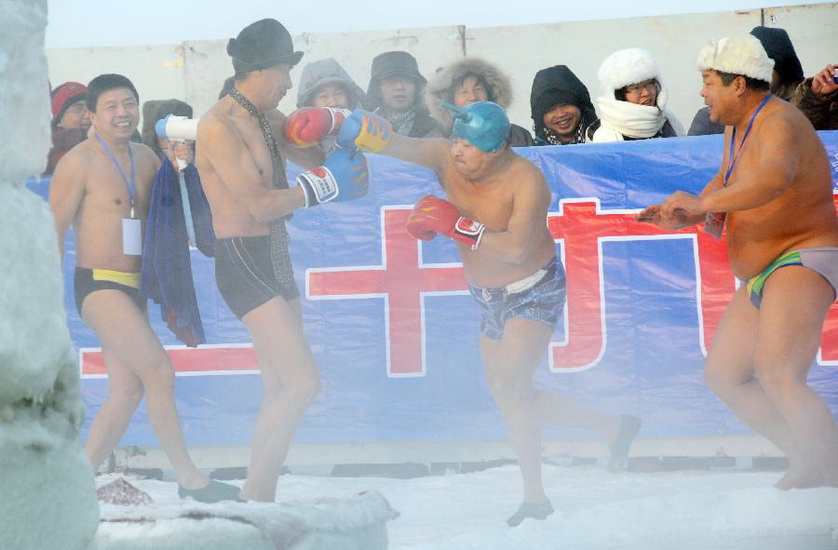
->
[45,23,837,175]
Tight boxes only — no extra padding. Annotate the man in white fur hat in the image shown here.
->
[637,35,838,489]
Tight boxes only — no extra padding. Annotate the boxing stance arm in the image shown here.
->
[337,109,450,175]
[285,107,352,147]
[638,166,724,229]
[197,115,305,222]
[266,109,326,169]
[476,172,553,265]
[406,173,550,265]
[693,117,798,214]
[296,148,369,207]
[380,133,450,176]
[406,195,486,250]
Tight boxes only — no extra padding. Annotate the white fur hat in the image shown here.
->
[598,49,660,95]
[597,48,667,108]
[697,35,773,83]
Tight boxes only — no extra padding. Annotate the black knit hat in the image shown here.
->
[227,18,303,76]
[749,26,804,84]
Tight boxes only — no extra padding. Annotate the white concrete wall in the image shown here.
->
[46,3,837,135]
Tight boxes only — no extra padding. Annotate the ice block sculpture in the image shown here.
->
[0,1,99,548]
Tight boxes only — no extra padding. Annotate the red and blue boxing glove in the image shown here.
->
[296,148,369,207]
[406,195,485,250]
[337,109,393,153]
[285,107,352,147]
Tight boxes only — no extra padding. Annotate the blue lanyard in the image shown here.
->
[724,94,771,186]
[95,133,136,217]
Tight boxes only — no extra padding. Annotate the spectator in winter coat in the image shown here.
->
[791,63,838,131]
[529,65,597,146]
[425,57,534,146]
[296,57,364,110]
[46,81,91,175]
[588,48,683,142]
[363,51,442,138]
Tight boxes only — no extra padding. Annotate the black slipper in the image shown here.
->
[178,479,242,503]
[608,414,642,472]
[507,499,554,527]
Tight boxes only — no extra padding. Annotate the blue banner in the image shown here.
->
[28,131,838,446]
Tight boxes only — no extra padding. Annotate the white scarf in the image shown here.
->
[592,97,667,142]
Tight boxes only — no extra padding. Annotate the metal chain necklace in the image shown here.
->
[229,88,295,292]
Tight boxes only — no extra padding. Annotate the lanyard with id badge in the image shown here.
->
[704,94,771,239]
[96,134,142,255]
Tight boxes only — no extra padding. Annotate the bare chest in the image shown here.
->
[239,121,283,187]
[443,174,514,230]
[83,164,137,215]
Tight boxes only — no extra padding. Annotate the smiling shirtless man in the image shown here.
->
[49,73,239,502]
[638,35,838,489]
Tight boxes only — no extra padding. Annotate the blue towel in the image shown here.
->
[141,160,215,347]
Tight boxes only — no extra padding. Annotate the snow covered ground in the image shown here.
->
[95,460,838,549]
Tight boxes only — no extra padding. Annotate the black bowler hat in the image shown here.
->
[369,51,426,84]
[227,18,304,75]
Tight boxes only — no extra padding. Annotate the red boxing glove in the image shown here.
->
[285,107,351,147]
[405,195,485,250]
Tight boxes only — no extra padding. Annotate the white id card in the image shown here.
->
[122,218,142,255]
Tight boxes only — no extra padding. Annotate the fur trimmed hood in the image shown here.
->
[597,48,665,102]
[697,35,773,84]
[425,58,514,129]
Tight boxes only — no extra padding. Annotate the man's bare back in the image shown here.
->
[722,98,838,278]
[438,150,556,288]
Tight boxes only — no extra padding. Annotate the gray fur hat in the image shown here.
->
[425,58,514,129]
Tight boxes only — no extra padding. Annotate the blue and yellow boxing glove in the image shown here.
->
[336,109,393,153]
[296,148,369,207]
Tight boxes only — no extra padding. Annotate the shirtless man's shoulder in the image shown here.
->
[494,153,549,200]
[131,141,162,182]
[199,101,239,142]
[196,100,253,173]
[514,153,548,185]
[57,136,158,184]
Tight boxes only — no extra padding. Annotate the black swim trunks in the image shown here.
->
[74,267,146,316]
[215,236,300,319]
